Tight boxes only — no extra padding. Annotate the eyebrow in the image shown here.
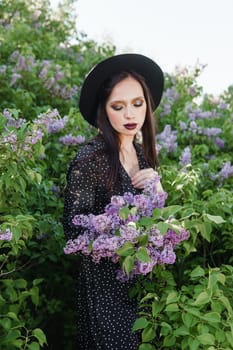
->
[109,96,145,104]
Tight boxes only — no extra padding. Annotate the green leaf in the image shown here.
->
[140,292,157,303]
[211,300,224,314]
[182,207,197,219]
[165,303,179,312]
[183,307,201,318]
[35,173,42,184]
[142,325,156,342]
[5,286,18,302]
[188,338,200,350]
[190,266,205,279]
[207,271,219,290]
[28,342,40,350]
[152,208,162,219]
[32,328,47,346]
[201,312,221,323]
[157,222,170,234]
[0,317,11,330]
[1,329,21,344]
[197,333,215,345]
[32,278,44,286]
[116,242,135,256]
[152,300,163,316]
[219,295,232,313]
[166,291,179,304]
[139,217,155,227]
[215,329,226,342]
[182,312,194,328]
[161,205,182,219]
[163,334,176,347]
[14,278,27,289]
[160,322,172,336]
[132,317,149,331]
[0,294,6,304]
[193,291,211,306]
[197,222,212,241]
[199,323,212,334]
[205,214,226,224]
[136,247,151,262]
[11,339,24,349]
[119,206,130,220]
[167,221,183,234]
[30,286,39,306]
[122,255,135,275]
[216,272,226,285]
[7,312,19,321]
[173,325,189,336]
[136,234,148,246]
[225,331,233,347]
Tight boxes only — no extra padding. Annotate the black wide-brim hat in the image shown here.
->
[79,53,164,127]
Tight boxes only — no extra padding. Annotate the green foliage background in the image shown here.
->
[0,0,232,349]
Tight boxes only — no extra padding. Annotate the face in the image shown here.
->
[105,76,147,141]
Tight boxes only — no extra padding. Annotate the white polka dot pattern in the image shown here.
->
[63,134,148,349]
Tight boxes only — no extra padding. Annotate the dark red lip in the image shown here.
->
[124,123,137,130]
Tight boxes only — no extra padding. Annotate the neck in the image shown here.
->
[119,135,135,152]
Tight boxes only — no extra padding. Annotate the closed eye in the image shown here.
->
[134,99,144,107]
[111,104,123,111]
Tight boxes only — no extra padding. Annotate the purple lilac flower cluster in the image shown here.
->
[1,109,44,152]
[219,162,233,180]
[179,146,191,166]
[0,228,13,241]
[156,125,178,153]
[210,162,233,183]
[2,109,26,128]
[160,87,179,117]
[64,174,190,282]
[59,134,85,146]
[39,60,79,99]
[7,51,79,99]
[8,51,36,86]
[178,104,226,149]
[34,109,68,134]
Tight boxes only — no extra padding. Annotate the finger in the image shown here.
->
[131,168,153,183]
[132,174,149,189]
[132,179,145,189]
[131,174,145,187]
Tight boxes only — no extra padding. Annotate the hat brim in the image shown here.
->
[79,53,164,127]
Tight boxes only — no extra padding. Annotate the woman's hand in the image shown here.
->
[131,168,162,190]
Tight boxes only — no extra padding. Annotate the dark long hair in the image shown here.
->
[96,71,158,188]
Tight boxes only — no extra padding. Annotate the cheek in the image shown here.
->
[106,109,120,126]
[139,108,147,122]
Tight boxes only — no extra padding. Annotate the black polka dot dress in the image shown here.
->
[63,134,148,350]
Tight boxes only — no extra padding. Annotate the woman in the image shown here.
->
[63,53,164,349]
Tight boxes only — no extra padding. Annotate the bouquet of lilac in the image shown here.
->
[64,173,190,282]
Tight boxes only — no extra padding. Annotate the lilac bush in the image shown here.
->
[0,1,232,348]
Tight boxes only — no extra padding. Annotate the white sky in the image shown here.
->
[50,0,233,95]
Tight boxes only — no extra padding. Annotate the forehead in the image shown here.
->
[108,76,144,101]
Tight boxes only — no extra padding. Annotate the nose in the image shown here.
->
[124,105,134,119]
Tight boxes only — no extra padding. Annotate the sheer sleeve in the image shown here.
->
[63,151,98,241]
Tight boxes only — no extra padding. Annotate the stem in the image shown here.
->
[0,259,33,278]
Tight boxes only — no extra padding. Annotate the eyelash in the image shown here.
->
[111,101,144,111]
